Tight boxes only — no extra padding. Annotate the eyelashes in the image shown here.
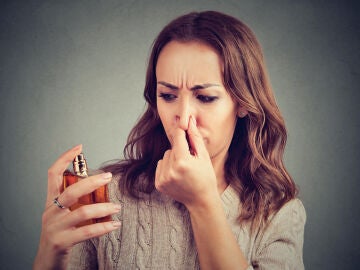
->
[158,93,176,102]
[196,95,218,103]
[158,92,218,103]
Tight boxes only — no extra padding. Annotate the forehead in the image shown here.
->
[156,41,223,81]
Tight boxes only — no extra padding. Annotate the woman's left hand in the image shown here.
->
[155,116,218,209]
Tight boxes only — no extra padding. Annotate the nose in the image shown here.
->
[176,98,194,130]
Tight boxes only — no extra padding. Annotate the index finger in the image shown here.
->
[171,128,190,158]
[46,144,82,207]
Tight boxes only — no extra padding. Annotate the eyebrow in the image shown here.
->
[157,81,220,91]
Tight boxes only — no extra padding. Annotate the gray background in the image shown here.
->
[0,0,359,269]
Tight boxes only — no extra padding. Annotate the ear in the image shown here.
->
[237,107,248,118]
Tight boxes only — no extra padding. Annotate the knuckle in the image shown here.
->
[47,167,56,179]
[84,175,97,186]
[49,234,67,252]
[41,211,50,225]
[77,206,92,219]
[173,133,181,143]
[87,174,104,188]
[156,160,162,171]
[57,193,69,207]
[167,169,176,180]
[174,158,187,172]
[99,221,111,231]
[162,169,173,180]
[81,226,95,239]
[91,221,115,237]
[154,179,163,191]
[163,150,171,159]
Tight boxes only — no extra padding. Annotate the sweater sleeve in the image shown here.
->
[249,199,306,270]
[67,239,98,270]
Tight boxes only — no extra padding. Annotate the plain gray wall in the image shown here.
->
[1,0,359,269]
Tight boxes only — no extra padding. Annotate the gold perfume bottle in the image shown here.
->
[63,153,111,227]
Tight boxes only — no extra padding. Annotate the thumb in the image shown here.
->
[187,116,208,157]
[46,144,83,207]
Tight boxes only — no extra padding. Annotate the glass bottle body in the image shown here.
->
[63,168,111,227]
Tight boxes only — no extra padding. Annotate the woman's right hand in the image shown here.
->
[33,144,121,270]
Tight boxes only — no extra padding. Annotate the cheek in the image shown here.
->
[194,116,211,144]
[200,110,237,142]
[158,107,173,135]
[157,101,167,121]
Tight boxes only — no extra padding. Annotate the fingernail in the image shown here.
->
[112,221,121,227]
[102,172,112,179]
[113,204,121,211]
[73,144,82,150]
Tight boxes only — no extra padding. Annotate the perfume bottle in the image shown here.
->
[63,153,111,227]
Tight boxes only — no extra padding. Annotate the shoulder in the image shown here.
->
[262,198,306,238]
[250,199,306,268]
[270,198,306,226]
[255,198,306,248]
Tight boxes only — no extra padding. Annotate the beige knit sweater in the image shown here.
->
[68,175,306,269]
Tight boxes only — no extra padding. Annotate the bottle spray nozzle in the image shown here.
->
[73,153,88,177]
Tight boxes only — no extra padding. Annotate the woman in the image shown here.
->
[34,11,306,269]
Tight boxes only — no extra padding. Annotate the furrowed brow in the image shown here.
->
[190,83,220,91]
[157,81,221,91]
[157,81,179,90]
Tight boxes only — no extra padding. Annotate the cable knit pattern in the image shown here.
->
[67,174,306,270]
[165,201,190,269]
[135,193,153,268]
[107,177,123,268]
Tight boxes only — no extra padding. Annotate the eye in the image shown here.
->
[158,92,177,102]
[196,95,218,103]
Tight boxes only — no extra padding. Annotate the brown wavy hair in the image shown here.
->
[102,11,297,228]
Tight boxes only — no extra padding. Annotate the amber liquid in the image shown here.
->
[63,170,111,227]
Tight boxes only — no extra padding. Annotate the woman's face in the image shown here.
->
[156,41,240,164]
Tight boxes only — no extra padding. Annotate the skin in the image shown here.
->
[34,41,249,270]
[156,41,245,191]
[155,41,249,269]
[33,144,121,270]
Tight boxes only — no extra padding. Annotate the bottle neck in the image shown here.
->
[73,153,88,177]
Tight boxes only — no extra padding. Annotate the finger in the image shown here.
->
[155,149,170,180]
[46,144,83,206]
[69,220,122,246]
[59,203,121,228]
[187,115,208,157]
[155,159,163,183]
[171,128,190,158]
[57,172,112,209]
[162,149,171,161]
[156,149,173,189]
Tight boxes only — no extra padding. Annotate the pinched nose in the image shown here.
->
[175,115,190,130]
[175,99,194,130]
